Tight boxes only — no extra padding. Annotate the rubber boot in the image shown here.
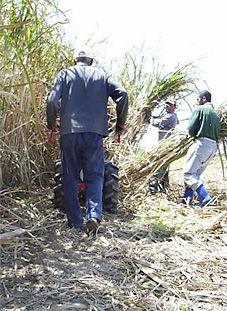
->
[195,184,211,209]
[181,188,194,205]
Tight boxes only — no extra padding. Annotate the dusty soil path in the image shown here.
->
[1,156,227,310]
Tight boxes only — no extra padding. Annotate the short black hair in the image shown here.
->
[198,90,212,102]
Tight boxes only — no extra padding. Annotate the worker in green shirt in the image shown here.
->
[182,90,221,209]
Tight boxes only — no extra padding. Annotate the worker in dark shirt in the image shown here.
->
[182,90,221,209]
[47,51,128,232]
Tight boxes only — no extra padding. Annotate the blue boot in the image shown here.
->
[182,188,194,205]
[195,184,211,209]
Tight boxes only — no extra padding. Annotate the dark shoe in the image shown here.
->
[148,178,159,193]
[86,217,100,233]
[104,205,118,214]
[68,222,86,232]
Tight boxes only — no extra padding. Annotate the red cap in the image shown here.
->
[165,98,177,106]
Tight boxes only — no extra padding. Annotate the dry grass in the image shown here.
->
[1,156,227,311]
[0,0,73,187]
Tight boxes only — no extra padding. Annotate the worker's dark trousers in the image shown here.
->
[60,133,104,228]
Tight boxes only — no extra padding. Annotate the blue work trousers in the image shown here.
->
[60,133,104,228]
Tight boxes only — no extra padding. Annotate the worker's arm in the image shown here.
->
[47,70,64,129]
[107,77,128,132]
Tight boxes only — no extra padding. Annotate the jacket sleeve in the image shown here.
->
[187,109,200,137]
[151,117,162,128]
[106,77,128,125]
[160,114,174,128]
[46,70,64,129]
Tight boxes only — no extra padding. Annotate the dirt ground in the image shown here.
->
[1,154,227,311]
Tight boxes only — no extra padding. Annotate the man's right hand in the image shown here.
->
[116,124,125,135]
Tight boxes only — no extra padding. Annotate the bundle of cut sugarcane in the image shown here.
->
[217,103,227,139]
[119,131,193,187]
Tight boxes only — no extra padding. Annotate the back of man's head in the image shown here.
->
[198,90,212,102]
[74,50,93,66]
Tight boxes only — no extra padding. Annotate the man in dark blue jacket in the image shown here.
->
[47,51,128,232]
[182,90,221,209]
